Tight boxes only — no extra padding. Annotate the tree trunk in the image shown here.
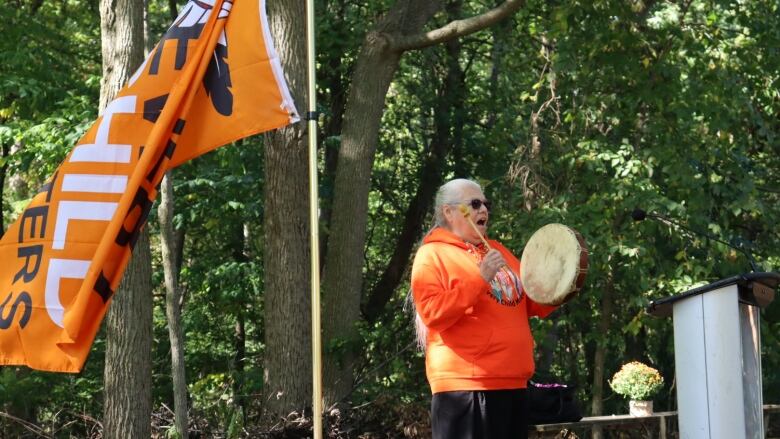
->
[321,0,443,405]
[263,0,312,416]
[486,0,510,131]
[98,0,144,112]
[318,0,348,264]
[143,0,151,53]
[0,140,9,233]
[233,312,246,414]
[232,222,248,417]
[103,232,153,438]
[536,320,560,374]
[590,268,615,439]
[168,0,178,20]
[159,171,188,438]
[362,16,466,322]
[99,0,150,437]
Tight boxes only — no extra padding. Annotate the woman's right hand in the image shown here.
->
[479,249,506,282]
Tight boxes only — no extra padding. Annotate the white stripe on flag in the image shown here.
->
[62,174,128,194]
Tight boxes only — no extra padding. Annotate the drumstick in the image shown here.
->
[458,204,515,299]
[457,204,492,248]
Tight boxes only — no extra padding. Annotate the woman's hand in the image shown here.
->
[479,249,507,282]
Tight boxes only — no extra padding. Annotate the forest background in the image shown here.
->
[1,0,779,437]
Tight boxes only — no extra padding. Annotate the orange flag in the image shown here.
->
[0,0,298,372]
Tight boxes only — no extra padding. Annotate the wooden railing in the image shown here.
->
[529,404,780,438]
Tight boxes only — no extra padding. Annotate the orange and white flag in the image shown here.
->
[0,0,298,372]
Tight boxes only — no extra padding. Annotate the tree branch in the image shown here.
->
[389,0,525,52]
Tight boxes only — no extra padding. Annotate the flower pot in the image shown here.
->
[629,400,653,417]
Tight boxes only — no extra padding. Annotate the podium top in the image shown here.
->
[646,272,779,317]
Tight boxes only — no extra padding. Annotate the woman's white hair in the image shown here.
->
[411,178,483,351]
[432,178,483,229]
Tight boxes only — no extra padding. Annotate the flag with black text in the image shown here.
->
[0,0,298,372]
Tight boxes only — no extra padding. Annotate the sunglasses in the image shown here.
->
[466,198,492,211]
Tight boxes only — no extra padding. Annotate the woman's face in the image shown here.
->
[443,185,490,245]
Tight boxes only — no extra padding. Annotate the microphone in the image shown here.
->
[631,208,647,222]
[631,207,761,272]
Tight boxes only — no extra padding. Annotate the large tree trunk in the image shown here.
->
[103,232,153,438]
[318,0,348,264]
[263,0,312,416]
[98,0,144,112]
[159,171,188,438]
[362,12,467,322]
[321,0,443,405]
[99,0,151,437]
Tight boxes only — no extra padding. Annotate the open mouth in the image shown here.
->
[476,218,487,226]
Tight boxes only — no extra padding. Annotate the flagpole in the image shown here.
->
[306,0,323,437]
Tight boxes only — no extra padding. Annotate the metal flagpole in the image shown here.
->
[305,0,323,437]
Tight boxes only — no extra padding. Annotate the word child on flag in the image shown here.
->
[0,0,298,372]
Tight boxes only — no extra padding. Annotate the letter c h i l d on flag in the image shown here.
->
[0,0,299,372]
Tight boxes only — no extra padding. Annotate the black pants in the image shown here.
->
[431,389,529,439]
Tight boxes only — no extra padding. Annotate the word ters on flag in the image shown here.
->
[0,0,299,372]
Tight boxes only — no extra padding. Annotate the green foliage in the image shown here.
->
[610,361,665,401]
[0,3,98,121]
[164,424,184,439]
[0,2,101,227]
[226,405,245,439]
[353,0,780,423]
[352,295,429,405]
[189,373,239,428]
[2,0,780,435]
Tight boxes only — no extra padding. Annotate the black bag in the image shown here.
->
[527,381,583,425]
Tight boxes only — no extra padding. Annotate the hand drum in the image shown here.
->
[520,224,588,306]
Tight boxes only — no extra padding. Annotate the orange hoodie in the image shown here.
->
[411,227,556,394]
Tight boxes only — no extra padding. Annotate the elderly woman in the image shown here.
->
[411,178,556,439]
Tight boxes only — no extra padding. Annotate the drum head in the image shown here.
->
[521,223,588,305]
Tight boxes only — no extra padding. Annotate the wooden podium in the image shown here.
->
[647,272,778,439]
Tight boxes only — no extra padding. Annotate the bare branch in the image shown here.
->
[0,411,52,438]
[389,0,525,52]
